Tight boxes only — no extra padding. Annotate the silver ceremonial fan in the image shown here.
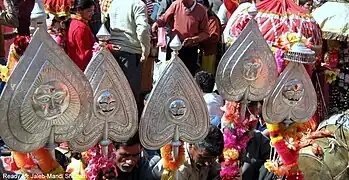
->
[139,35,209,150]
[69,22,138,153]
[0,26,93,155]
[263,32,317,124]
[215,3,277,121]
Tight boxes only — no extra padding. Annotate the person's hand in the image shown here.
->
[182,37,198,47]
[97,168,117,180]
[140,55,147,63]
[152,22,158,34]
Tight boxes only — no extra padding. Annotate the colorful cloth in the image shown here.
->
[66,18,95,71]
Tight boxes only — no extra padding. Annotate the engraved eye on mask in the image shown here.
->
[32,81,70,120]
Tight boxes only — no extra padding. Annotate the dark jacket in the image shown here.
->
[242,131,271,180]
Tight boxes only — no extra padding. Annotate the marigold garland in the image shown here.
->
[160,143,185,171]
[4,148,65,180]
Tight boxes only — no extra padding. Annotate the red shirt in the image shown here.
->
[67,19,95,71]
[157,1,209,43]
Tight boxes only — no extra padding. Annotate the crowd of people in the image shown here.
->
[0,0,342,179]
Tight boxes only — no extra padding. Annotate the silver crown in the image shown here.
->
[284,41,316,64]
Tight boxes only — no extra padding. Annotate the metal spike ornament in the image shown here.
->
[263,31,317,124]
[69,17,138,154]
[140,35,209,179]
[140,35,209,149]
[0,26,93,159]
[216,3,278,122]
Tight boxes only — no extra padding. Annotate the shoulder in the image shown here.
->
[70,20,88,31]
[195,3,208,13]
[133,0,147,8]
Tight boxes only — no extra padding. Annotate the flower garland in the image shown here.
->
[4,147,65,180]
[220,101,257,180]
[264,120,318,179]
[84,143,117,180]
[0,36,31,82]
[160,142,185,180]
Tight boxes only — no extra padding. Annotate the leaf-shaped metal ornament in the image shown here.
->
[139,38,209,150]
[0,27,93,153]
[262,62,317,124]
[69,46,138,152]
[215,17,278,102]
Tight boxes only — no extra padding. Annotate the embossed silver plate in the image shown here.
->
[0,27,93,153]
[139,55,209,150]
[263,62,317,124]
[216,19,278,102]
[69,47,138,152]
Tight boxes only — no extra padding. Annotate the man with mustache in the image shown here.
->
[98,133,160,180]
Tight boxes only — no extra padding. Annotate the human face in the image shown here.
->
[115,144,142,173]
[189,144,217,168]
[77,6,94,21]
[303,1,312,10]
[181,0,194,8]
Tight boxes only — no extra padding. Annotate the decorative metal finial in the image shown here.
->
[284,30,316,64]
[31,0,46,28]
[248,2,258,17]
[96,14,111,45]
[170,35,182,54]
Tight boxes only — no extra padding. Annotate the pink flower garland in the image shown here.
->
[84,143,118,180]
[220,101,257,180]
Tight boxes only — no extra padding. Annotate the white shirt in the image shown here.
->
[107,0,151,56]
[204,93,224,118]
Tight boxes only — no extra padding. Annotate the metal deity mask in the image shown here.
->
[0,27,93,153]
[69,44,138,152]
[139,36,209,150]
[215,19,278,102]
[263,37,317,124]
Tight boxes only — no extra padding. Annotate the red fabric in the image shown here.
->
[44,0,73,16]
[67,19,95,71]
[223,0,239,15]
[157,1,209,42]
[274,140,298,165]
[229,0,322,48]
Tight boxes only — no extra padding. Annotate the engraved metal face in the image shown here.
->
[243,57,262,81]
[69,49,138,152]
[139,56,209,150]
[263,62,317,124]
[32,81,70,120]
[282,79,304,106]
[0,27,93,153]
[169,99,187,119]
[216,19,277,102]
[97,91,117,116]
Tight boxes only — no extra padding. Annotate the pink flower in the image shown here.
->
[85,143,118,180]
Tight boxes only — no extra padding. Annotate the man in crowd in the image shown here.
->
[152,0,210,76]
[195,71,224,127]
[153,125,224,179]
[199,0,222,74]
[98,133,160,180]
[299,0,313,12]
[107,0,151,103]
